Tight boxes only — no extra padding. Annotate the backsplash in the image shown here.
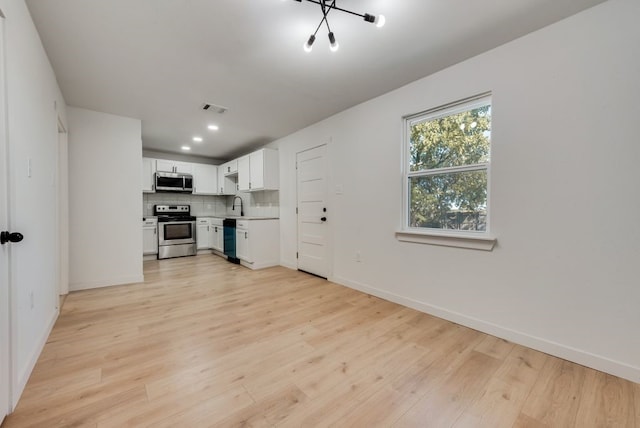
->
[142,191,279,218]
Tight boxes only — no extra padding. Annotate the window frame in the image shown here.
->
[398,93,496,250]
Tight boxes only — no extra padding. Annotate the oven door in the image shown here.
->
[158,221,195,246]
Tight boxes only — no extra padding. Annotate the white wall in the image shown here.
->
[1,0,68,405]
[68,107,143,290]
[274,0,640,382]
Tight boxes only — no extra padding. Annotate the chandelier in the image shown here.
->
[293,0,385,53]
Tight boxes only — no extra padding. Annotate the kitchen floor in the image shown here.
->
[4,255,639,427]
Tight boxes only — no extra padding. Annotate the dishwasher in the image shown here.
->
[223,218,240,264]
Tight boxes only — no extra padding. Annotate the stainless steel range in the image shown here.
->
[155,205,197,259]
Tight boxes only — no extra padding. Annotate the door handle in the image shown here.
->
[1,231,24,245]
[320,217,327,222]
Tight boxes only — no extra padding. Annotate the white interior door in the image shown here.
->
[0,10,11,422]
[296,145,329,278]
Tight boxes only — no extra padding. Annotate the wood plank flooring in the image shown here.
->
[3,255,639,427]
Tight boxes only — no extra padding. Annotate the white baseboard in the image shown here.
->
[69,275,144,291]
[332,275,640,384]
[13,307,58,411]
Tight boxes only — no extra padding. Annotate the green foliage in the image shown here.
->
[409,105,491,229]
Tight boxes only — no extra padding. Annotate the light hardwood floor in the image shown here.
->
[3,255,639,427]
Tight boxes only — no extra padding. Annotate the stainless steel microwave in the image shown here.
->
[155,171,193,193]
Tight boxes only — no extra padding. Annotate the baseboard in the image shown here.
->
[13,307,58,411]
[69,275,144,291]
[332,275,640,384]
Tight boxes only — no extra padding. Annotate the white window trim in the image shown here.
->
[398,92,496,251]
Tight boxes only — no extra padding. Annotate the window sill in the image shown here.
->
[395,230,497,251]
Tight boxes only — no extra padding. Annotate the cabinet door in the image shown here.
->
[196,223,209,249]
[193,164,218,195]
[142,158,156,192]
[236,228,250,262]
[222,160,238,175]
[208,224,216,250]
[143,226,158,255]
[216,226,224,251]
[237,155,251,191]
[156,159,174,172]
[174,161,193,174]
[249,150,264,190]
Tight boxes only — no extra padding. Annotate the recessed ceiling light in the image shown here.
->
[193,136,203,142]
[208,124,219,131]
[181,146,191,151]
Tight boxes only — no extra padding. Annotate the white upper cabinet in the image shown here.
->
[237,148,278,192]
[237,155,251,191]
[156,159,193,174]
[192,164,218,195]
[217,165,236,195]
[221,160,238,176]
[142,157,156,193]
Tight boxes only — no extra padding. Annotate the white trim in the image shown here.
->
[13,308,58,410]
[69,275,144,291]
[332,275,640,384]
[395,229,496,251]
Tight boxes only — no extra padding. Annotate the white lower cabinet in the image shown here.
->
[196,218,210,250]
[142,218,158,255]
[235,219,279,269]
[210,218,224,252]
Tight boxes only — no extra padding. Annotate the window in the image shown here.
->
[403,93,491,234]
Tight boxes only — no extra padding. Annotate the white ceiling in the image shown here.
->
[26,0,606,160]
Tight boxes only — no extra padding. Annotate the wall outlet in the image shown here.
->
[355,251,362,262]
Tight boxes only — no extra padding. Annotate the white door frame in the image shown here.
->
[0,8,12,422]
[57,119,69,298]
[296,143,331,279]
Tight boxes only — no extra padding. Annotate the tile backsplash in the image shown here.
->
[143,191,279,218]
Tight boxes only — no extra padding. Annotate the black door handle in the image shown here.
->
[1,231,24,245]
[320,217,327,222]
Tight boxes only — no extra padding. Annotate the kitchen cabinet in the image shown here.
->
[235,219,279,269]
[142,218,158,255]
[237,148,279,192]
[196,218,210,250]
[237,155,251,191]
[217,165,237,195]
[192,164,218,195]
[210,218,224,252]
[142,157,156,193]
[156,159,193,174]
[221,159,238,176]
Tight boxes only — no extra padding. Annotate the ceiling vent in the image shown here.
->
[201,103,228,114]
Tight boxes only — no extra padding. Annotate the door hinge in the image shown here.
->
[296,252,299,259]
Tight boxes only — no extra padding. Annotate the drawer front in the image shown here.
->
[210,218,224,226]
[197,218,210,225]
[236,220,249,229]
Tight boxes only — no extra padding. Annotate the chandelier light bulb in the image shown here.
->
[328,32,339,52]
[303,34,315,53]
[375,14,386,28]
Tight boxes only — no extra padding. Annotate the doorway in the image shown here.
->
[296,144,329,278]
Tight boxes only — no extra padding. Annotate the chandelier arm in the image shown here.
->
[304,0,365,19]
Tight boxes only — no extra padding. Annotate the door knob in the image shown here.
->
[320,217,327,222]
[1,231,24,245]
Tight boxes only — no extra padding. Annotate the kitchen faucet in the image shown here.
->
[232,196,244,217]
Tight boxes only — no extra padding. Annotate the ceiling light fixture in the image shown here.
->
[181,146,191,151]
[294,0,385,53]
[207,124,219,131]
[192,136,203,142]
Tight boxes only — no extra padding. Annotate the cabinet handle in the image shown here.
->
[249,182,251,189]
[245,232,247,239]
[227,166,230,173]
[154,229,156,234]
[207,226,210,231]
